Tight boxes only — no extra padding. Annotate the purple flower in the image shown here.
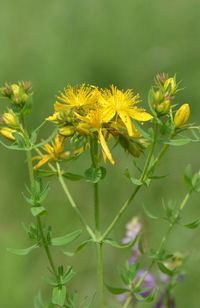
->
[137,270,155,298]
[122,217,142,244]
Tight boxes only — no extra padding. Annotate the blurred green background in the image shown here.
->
[1,0,200,307]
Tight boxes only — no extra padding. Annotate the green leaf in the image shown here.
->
[159,138,191,146]
[132,120,153,140]
[104,235,138,249]
[143,205,167,221]
[52,286,66,307]
[138,238,144,254]
[12,132,26,148]
[36,170,57,177]
[30,121,46,145]
[7,243,39,255]
[62,172,84,181]
[124,168,143,186]
[22,192,34,206]
[157,262,175,276]
[39,184,50,203]
[32,127,59,149]
[20,95,32,116]
[31,206,47,217]
[63,239,92,257]
[0,139,26,151]
[184,164,193,189]
[51,230,82,247]
[84,167,105,183]
[135,293,145,301]
[43,276,57,286]
[184,217,200,229]
[144,289,157,303]
[105,284,129,295]
[62,270,76,284]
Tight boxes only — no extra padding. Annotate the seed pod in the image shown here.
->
[174,104,190,128]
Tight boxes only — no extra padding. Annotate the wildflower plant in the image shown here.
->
[1,74,200,308]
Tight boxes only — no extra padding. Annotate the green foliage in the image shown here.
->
[51,230,82,247]
[84,166,106,183]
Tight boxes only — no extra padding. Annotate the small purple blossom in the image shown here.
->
[137,269,155,298]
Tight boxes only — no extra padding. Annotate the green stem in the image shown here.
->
[37,216,57,276]
[22,118,57,277]
[56,162,96,241]
[96,242,104,308]
[122,295,132,308]
[90,134,104,308]
[101,123,159,240]
[94,182,100,237]
[135,191,192,290]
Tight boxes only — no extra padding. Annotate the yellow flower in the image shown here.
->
[76,108,115,164]
[99,85,152,137]
[174,104,190,128]
[56,84,98,110]
[33,134,70,170]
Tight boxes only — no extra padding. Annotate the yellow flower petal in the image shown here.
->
[99,129,115,165]
[118,111,134,137]
[129,108,153,122]
[33,155,52,170]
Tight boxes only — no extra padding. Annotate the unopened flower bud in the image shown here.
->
[21,93,28,103]
[156,100,171,115]
[2,111,18,127]
[21,81,32,92]
[118,134,141,158]
[172,252,183,268]
[11,84,20,96]
[77,122,91,135]
[0,127,17,141]
[156,73,168,85]
[59,126,75,136]
[0,86,11,97]
[174,104,190,128]
[164,77,176,96]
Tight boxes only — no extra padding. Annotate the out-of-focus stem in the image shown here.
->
[56,162,96,240]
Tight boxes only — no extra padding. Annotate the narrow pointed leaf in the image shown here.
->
[36,170,58,177]
[184,217,200,229]
[62,172,84,181]
[104,235,138,249]
[63,239,92,256]
[32,128,59,149]
[159,138,191,146]
[105,284,129,294]
[7,243,39,255]
[157,262,175,276]
[52,286,66,307]
[51,230,82,247]
[31,206,47,217]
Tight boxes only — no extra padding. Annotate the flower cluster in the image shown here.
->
[46,84,153,165]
